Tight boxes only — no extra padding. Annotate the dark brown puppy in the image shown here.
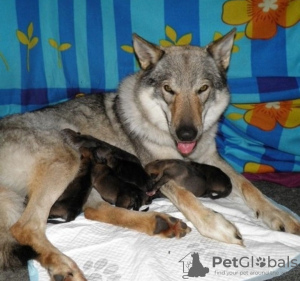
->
[145,159,232,199]
[48,129,152,222]
[62,129,152,192]
[48,147,94,222]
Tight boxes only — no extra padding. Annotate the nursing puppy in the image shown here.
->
[49,129,150,222]
[48,146,94,222]
[145,159,232,199]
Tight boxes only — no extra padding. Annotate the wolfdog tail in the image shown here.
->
[0,187,37,269]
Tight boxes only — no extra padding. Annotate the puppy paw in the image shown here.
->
[256,206,300,235]
[153,214,191,238]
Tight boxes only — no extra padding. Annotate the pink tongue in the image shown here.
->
[146,190,157,197]
[177,142,196,155]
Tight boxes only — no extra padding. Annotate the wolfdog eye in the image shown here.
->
[163,85,175,95]
[198,85,209,94]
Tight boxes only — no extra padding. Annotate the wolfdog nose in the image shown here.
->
[176,126,197,141]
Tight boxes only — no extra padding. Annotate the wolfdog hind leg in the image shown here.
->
[85,201,191,238]
[9,151,87,281]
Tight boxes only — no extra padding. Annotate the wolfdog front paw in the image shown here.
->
[194,209,243,246]
[257,206,300,234]
[153,214,191,238]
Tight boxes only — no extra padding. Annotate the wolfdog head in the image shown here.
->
[127,30,235,156]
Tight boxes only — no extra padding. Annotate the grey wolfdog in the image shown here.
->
[0,29,299,281]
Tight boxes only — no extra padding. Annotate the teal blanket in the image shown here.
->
[0,0,299,173]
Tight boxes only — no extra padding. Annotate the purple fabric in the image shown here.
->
[243,173,300,188]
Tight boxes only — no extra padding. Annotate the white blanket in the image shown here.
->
[28,194,300,281]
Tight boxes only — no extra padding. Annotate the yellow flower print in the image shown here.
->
[222,0,300,39]
[228,99,300,131]
[244,162,275,173]
[75,93,86,98]
[121,45,133,54]
[16,22,39,71]
[121,25,192,55]
[49,39,72,69]
[0,50,9,71]
[159,25,192,46]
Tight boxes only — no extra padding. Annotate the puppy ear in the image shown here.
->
[206,28,236,71]
[93,147,108,164]
[132,33,164,70]
[79,147,91,158]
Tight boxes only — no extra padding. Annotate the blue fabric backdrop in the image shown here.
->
[0,0,300,173]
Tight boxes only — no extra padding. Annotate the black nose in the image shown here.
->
[176,126,197,141]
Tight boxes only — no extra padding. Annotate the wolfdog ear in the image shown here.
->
[206,28,236,71]
[132,34,164,70]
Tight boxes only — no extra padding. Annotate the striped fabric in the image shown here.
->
[0,0,299,173]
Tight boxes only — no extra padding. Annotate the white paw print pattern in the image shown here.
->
[83,258,122,281]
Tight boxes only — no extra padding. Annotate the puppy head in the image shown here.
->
[144,160,165,182]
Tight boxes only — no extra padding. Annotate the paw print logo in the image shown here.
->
[256,257,266,267]
[83,258,121,281]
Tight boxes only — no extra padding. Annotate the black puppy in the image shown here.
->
[48,146,94,222]
[145,159,232,199]
[48,129,152,222]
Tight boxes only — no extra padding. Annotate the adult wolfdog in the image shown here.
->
[0,29,299,280]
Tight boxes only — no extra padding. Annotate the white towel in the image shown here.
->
[28,194,300,281]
